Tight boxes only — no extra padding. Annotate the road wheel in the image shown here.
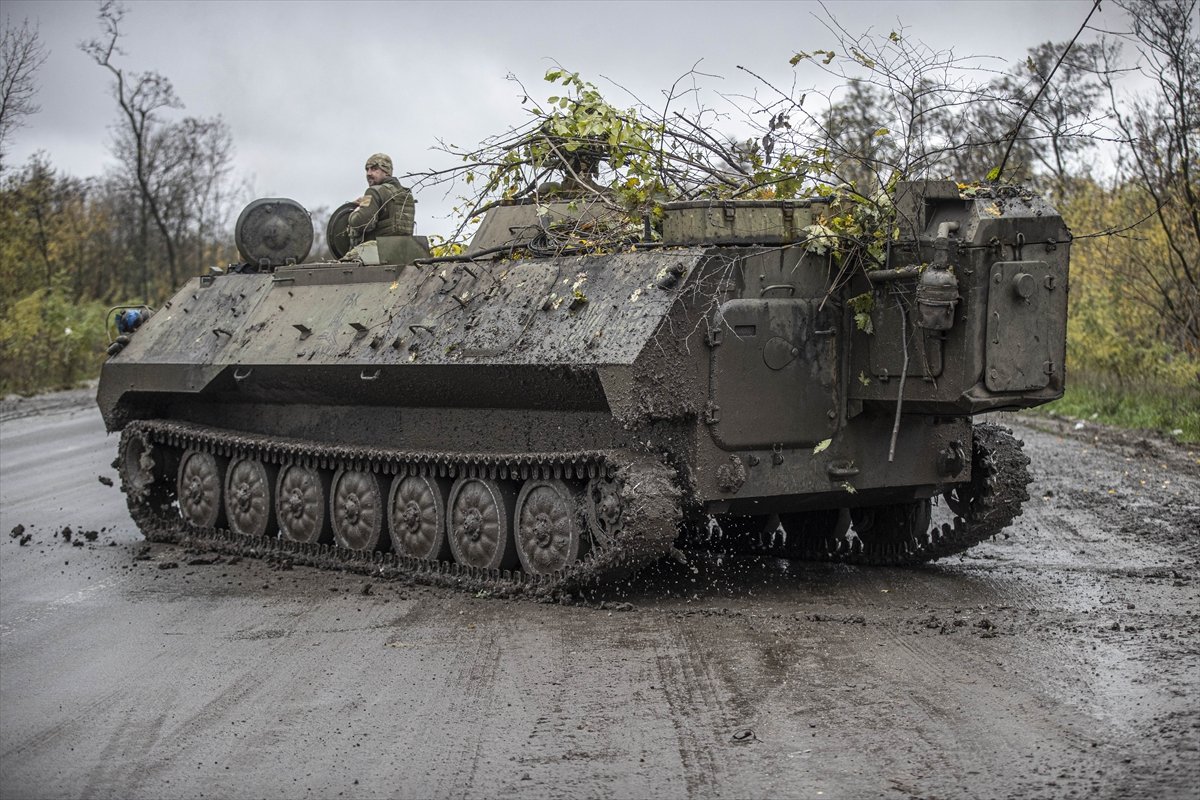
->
[224,457,278,538]
[514,480,584,575]
[331,469,383,551]
[275,464,331,544]
[447,477,517,570]
[387,475,450,561]
[177,450,226,528]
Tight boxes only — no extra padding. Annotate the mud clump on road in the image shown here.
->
[7,524,115,551]
[55,526,103,545]
[9,523,33,546]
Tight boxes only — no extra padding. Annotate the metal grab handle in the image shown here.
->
[760,284,797,297]
[826,463,860,479]
[360,369,381,381]
[233,367,253,382]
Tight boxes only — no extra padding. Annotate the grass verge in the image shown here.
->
[1034,378,1200,444]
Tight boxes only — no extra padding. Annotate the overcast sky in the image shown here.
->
[5,0,1116,234]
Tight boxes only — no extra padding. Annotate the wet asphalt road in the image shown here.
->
[1,393,1197,800]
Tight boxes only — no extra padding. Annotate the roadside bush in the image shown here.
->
[0,289,109,396]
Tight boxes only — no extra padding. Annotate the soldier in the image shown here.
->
[347,153,416,245]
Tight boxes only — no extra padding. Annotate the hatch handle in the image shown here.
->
[826,462,860,479]
[360,369,381,381]
[233,367,253,382]
[760,284,797,297]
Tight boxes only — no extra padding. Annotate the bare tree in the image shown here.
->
[81,0,240,299]
[175,116,240,273]
[81,0,183,297]
[919,39,1116,198]
[1104,0,1200,353]
[143,115,238,275]
[1018,41,1113,191]
[820,79,900,190]
[0,16,48,172]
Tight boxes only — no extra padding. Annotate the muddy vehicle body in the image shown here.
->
[100,181,1070,591]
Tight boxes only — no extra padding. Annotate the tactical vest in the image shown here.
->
[367,179,416,238]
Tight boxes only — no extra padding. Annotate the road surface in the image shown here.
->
[1,390,1197,799]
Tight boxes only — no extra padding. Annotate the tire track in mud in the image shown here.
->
[824,542,1172,796]
[867,631,1113,798]
[0,687,128,766]
[506,626,600,797]
[2,605,312,800]
[652,623,744,799]
[1015,417,1200,563]
[795,619,1118,797]
[498,615,689,799]
[393,602,508,800]
[648,581,1153,799]
[508,621,608,793]
[507,633,574,797]
[790,564,1190,794]
[649,611,852,798]
[446,630,505,799]
[78,705,176,799]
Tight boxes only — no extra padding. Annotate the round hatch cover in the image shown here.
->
[235,198,313,267]
[325,201,358,259]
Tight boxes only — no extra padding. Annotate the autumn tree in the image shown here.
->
[0,156,111,393]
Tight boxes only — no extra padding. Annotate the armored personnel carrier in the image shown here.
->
[99,181,1069,592]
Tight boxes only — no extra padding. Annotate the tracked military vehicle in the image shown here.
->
[99,181,1069,591]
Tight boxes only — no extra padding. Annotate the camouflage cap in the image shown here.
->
[365,153,393,176]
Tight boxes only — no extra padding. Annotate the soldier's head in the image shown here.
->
[365,153,393,186]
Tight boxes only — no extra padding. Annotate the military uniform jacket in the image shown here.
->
[348,177,416,243]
